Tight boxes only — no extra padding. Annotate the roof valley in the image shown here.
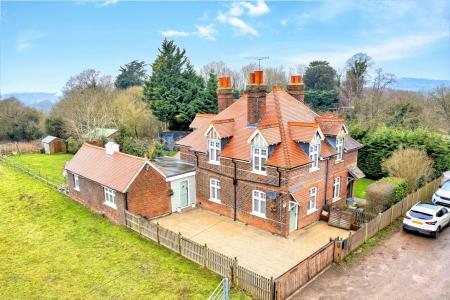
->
[273,93,291,168]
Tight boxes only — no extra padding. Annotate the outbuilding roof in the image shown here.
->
[149,157,195,180]
[42,135,59,143]
[65,143,147,193]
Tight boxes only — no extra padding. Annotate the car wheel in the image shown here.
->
[433,227,441,238]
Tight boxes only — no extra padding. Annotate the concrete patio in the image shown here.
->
[155,208,350,278]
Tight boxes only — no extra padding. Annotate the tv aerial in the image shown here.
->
[244,56,269,70]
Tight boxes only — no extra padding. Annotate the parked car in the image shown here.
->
[403,202,450,238]
[432,180,450,207]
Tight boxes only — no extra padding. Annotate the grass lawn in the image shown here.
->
[353,178,375,199]
[5,153,73,185]
[0,162,247,299]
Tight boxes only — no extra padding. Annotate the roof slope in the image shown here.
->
[150,157,195,178]
[177,90,355,169]
[42,135,58,143]
[65,143,147,193]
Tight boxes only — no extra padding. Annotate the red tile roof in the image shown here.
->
[315,114,345,136]
[190,114,216,129]
[177,90,353,169]
[65,143,147,193]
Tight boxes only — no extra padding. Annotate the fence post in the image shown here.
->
[156,222,160,244]
[364,222,368,242]
[231,257,238,286]
[347,231,352,252]
[178,232,182,254]
[269,277,274,300]
[377,213,382,232]
[203,243,208,267]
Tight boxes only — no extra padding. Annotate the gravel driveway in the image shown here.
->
[293,223,450,299]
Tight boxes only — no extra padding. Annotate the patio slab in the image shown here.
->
[154,208,350,278]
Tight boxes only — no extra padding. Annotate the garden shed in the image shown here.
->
[42,136,66,154]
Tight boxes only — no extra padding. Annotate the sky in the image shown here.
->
[1,0,449,94]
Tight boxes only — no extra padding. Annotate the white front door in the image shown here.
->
[179,180,189,208]
[289,201,298,232]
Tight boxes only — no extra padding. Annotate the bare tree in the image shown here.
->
[429,85,450,133]
[64,69,113,94]
[200,61,233,78]
[367,68,396,119]
[264,66,288,88]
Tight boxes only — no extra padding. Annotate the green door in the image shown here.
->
[289,201,298,232]
[180,180,189,208]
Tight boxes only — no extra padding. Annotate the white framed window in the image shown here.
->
[307,187,317,214]
[333,177,341,200]
[208,139,221,164]
[104,187,116,209]
[336,136,344,161]
[252,190,266,218]
[73,174,80,191]
[209,178,221,203]
[251,134,268,174]
[309,135,321,171]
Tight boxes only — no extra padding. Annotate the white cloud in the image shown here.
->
[195,24,217,40]
[280,19,288,26]
[216,1,269,37]
[287,31,450,67]
[16,30,43,52]
[242,0,270,17]
[161,30,190,38]
[99,0,118,7]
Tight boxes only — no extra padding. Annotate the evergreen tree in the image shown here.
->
[303,61,337,90]
[144,39,208,130]
[115,60,147,89]
[188,73,218,118]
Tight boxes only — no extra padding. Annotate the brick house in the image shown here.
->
[177,71,364,237]
[65,142,196,224]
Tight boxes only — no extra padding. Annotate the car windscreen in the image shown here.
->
[409,210,433,220]
[441,181,450,191]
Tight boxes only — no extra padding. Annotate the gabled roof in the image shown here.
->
[190,114,216,129]
[315,114,346,136]
[65,143,147,193]
[42,135,59,143]
[177,90,354,169]
[344,136,363,151]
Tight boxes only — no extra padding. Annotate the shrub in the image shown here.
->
[146,141,169,159]
[366,182,395,213]
[379,177,408,207]
[382,147,434,192]
[350,125,450,179]
[67,137,83,154]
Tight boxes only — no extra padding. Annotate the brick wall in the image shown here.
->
[127,165,172,218]
[67,171,126,225]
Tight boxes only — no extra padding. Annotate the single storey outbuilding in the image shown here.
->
[65,142,196,224]
[42,135,66,154]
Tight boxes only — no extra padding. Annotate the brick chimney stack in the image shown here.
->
[247,70,267,126]
[287,75,305,103]
[217,76,233,113]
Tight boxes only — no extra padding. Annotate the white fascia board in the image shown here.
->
[166,171,196,182]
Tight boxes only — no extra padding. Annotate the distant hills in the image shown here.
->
[0,92,60,111]
[393,77,450,92]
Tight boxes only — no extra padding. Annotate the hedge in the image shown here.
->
[366,177,408,212]
[350,125,450,179]
[379,177,408,207]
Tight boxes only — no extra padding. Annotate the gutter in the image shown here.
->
[232,159,237,221]
[324,158,330,205]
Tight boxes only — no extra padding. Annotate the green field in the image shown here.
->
[353,178,375,199]
[0,160,245,299]
[5,153,73,184]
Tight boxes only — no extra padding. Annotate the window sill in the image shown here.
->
[306,208,317,215]
[209,198,221,204]
[335,159,344,164]
[104,202,117,209]
[208,160,220,166]
[251,170,267,176]
[251,212,266,219]
[309,167,320,173]
[332,197,341,203]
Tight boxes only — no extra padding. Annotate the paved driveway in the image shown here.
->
[155,208,349,278]
[294,223,450,299]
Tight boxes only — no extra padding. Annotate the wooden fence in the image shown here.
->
[275,177,441,299]
[0,141,42,156]
[125,211,274,300]
[274,241,334,299]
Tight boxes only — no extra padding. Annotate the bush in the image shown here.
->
[382,147,434,192]
[146,141,169,159]
[115,127,148,157]
[350,125,450,179]
[379,177,408,207]
[67,137,84,154]
[366,182,395,213]
[304,89,339,112]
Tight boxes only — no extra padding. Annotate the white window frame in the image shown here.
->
[103,187,117,209]
[207,128,221,165]
[73,174,80,191]
[307,187,317,215]
[333,177,341,200]
[252,190,266,218]
[251,134,268,175]
[336,135,344,161]
[209,178,221,203]
[309,134,321,172]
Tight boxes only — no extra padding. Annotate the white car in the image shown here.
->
[403,202,450,238]
[432,180,450,207]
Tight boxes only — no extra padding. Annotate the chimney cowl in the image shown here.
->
[218,76,231,89]
[105,142,120,156]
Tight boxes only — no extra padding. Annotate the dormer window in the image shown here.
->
[336,135,344,161]
[251,133,268,174]
[207,127,221,164]
[309,134,321,171]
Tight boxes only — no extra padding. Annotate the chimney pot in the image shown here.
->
[287,74,305,103]
[249,72,256,85]
[105,142,120,156]
[254,70,264,85]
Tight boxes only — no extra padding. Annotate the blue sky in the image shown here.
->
[1,0,449,94]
